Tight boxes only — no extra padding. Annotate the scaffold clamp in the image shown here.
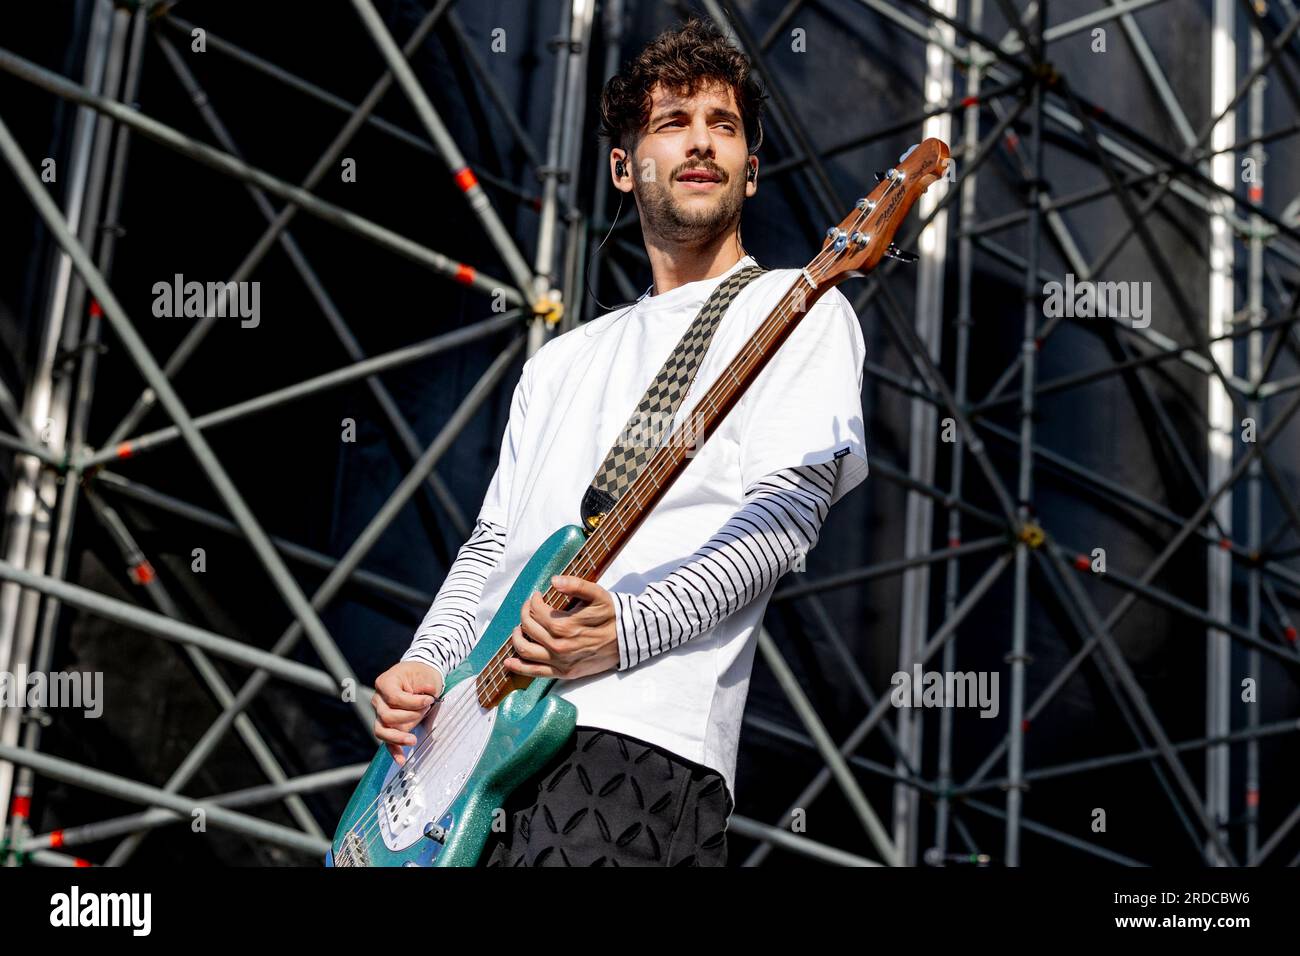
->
[1017,522,1045,548]
[533,291,564,327]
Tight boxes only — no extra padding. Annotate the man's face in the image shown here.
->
[613,81,756,246]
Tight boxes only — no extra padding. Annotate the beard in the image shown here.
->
[635,166,745,246]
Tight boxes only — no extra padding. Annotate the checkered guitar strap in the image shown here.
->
[579,263,766,533]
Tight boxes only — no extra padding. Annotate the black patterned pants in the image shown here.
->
[480,726,733,866]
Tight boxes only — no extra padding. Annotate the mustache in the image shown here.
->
[674,163,727,181]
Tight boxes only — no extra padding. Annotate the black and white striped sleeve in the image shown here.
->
[611,458,840,671]
[400,516,508,684]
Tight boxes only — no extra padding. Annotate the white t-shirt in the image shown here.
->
[471,254,869,801]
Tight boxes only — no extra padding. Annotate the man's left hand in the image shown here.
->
[504,575,620,680]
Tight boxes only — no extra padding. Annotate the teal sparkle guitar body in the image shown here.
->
[327,525,586,867]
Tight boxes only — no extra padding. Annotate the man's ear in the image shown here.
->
[611,148,633,192]
[745,156,758,196]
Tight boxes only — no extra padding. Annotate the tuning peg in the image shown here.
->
[884,243,919,263]
[825,226,848,251]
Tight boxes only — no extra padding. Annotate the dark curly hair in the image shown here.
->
[597,18,767,157]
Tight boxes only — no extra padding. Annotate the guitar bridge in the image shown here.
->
[338,829,371,867]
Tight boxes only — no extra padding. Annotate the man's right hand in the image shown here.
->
[372,661,445,766]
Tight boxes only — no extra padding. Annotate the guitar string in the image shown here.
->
[343,187,898,855]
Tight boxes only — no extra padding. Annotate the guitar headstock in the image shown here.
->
[809,138,951,289]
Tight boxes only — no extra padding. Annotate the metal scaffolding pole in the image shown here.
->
[0,0,122,853]
[1245,4,1268,864]
[530,0,594,355]
[1206,0,1239,865]
[21,763,366,853]
[6,1,146,859]
[934,0,985,863]
[0,744,329,858]
[1004,0,1046,868]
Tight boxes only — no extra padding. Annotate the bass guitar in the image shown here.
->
[327,137,951,867]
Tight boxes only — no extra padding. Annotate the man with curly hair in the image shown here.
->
[372,17,868,866]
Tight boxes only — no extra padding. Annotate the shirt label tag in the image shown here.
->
[833,446,850,459]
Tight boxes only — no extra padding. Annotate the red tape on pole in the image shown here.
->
[453,166,478,192]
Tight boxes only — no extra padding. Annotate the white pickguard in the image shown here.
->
[377,677,496,851]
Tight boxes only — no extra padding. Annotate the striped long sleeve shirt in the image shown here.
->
[401,458,840,679]
[400,517,509,686]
